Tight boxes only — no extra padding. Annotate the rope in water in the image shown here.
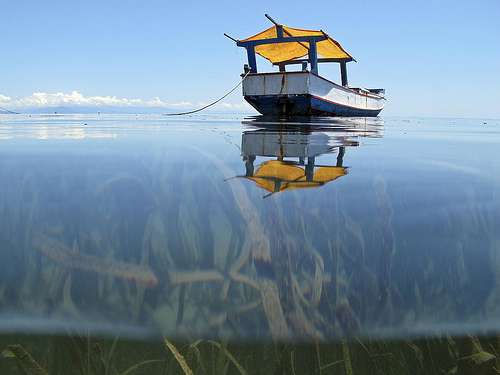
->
[164,70,251,116]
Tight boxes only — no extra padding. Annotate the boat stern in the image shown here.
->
[242,72,384,117]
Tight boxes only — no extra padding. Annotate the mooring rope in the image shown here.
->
[0,71,251,117]
[0,106,19,114]
[164,70,251,116]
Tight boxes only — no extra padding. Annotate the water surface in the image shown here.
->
[0,114,499,344]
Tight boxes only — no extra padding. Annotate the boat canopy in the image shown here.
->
[244,160,347,194]
[241,25,353,64]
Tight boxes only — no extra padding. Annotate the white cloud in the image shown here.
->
[0,91,252,112]
[6,91,163,108]
[0,94,11,103]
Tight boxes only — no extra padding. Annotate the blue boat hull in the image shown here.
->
[245,94,382,117]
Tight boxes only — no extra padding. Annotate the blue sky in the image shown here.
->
[1,0,499,117]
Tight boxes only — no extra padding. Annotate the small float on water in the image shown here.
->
[225,15,385,117]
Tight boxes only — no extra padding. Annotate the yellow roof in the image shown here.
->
[242,25,353,64]
[244,160,347,194]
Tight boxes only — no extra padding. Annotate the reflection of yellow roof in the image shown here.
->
[242,25,353,64]
[245,160,347,193]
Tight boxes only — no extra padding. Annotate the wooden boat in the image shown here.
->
[226,15,385,117]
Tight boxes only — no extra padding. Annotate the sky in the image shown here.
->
[1,0,499,117]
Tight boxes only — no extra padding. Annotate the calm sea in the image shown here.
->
[0,114,499,374]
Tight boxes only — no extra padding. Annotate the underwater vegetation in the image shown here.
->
[0,116,499,373]
[2,333,500,375]
[0,120,499,342]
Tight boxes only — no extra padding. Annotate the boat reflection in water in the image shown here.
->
[241,132,348,197]
[239,116,382,196]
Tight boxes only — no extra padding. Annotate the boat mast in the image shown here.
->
[266,14,319,74]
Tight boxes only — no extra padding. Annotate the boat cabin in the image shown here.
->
[226,15,385,117]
